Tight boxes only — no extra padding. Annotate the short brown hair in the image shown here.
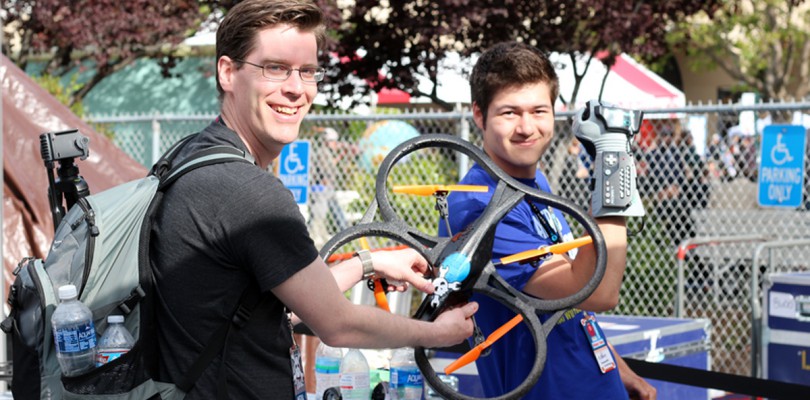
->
[469,42,559,124]
[215,0,325,96]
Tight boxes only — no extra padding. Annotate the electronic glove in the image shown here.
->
[572,100,645,218]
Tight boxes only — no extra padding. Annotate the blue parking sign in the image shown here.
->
[278,141,310,205]
[758,125,806,208]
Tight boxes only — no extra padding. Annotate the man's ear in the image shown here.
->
[472,102,485,131]
[218,56,236,93]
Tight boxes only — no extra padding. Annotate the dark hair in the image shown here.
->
[469,42,559,124]
[215,0,325,97]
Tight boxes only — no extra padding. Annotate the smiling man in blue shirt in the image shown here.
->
[440,42,655,400]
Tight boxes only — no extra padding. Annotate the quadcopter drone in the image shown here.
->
[319,101,643,400]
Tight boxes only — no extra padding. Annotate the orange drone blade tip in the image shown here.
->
[444,351,478,375]
[460,185,488,192]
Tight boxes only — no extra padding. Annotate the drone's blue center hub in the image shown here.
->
[441,252,470,283]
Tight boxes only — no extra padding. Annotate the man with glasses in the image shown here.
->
[232,59,326,83]
[151,1,477,399]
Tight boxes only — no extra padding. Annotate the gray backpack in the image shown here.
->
[1,136,256,399]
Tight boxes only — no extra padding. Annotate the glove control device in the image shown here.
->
[573,100,645,217]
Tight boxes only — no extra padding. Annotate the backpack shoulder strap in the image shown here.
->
[149,140,258,393]
[158,145,255,191]
[149,133,198,177]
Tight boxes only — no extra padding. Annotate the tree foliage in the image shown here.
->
[2,0,342,107]
[2,0,227,106]
[670,0,810,101]
[326,0,721,110]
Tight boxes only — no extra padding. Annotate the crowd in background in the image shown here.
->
[705,133,759,183]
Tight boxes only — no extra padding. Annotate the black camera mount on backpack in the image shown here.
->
[40,129,91,230]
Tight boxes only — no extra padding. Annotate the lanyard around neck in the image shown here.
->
[524,178,561,244]
[527,199,562,244]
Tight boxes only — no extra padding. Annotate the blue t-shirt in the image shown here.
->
[440,163,627,400]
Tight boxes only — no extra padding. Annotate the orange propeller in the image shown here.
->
[444,236,595,375]
[444,314,523,375]
[392,185,488,196]
[497,236,593,265]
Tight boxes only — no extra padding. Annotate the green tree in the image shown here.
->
[670,0,810,101]
[3,0,342,108]
[324,0,721,110]
[2,0,219,106]
[31,73,119,139]
[32,74,85,116]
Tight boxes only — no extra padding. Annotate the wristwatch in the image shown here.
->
[354,249,374,279]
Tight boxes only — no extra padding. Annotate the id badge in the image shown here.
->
[290,344,307,400]
[581,314,616,373]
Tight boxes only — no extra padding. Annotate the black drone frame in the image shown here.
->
[319,134,607,400]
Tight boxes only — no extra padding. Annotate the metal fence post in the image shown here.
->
[457,103,470,178]
[151,115,161,167]
[749,239,810,379]
[675,234,769,317]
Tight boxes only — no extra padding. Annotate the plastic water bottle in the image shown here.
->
[339,348,370,399]
[315,342,343,400]
[389,347,423,400]
[95,315,135,367]
[51,284,97,376]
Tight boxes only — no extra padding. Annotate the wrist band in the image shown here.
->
[354,249,374,279]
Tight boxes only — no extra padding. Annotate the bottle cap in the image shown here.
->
[107,315,125,324]
[57,284,78,300]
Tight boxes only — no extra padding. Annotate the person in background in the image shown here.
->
[558,137,592,208]
[439,41,655,400]
[151,1,477,398]
[644,127,687,247]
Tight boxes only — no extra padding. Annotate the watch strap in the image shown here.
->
[354,249,374,279]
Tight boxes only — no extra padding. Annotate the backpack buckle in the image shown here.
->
[119,285,146,314]
[232,304,252,328]
[13,257,34,276]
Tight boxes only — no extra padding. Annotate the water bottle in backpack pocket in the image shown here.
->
[96,315,135,367]
[52,284,97,377]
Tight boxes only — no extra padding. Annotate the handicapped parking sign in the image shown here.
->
[758,125,806,208]
[279,140,310,205]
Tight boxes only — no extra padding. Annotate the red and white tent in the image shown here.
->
[553,51,685,112]
[374,52,686,113]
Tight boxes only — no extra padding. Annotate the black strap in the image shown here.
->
[292,322,316,336]
[526,182,562,245]
[149,134,198,177]
[526,200,561,244]
[623,358,810,400]
[175,287,262,393]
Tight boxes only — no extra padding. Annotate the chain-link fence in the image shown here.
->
[88,101,810,378]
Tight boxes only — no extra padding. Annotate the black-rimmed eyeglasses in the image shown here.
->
[235,59,325,83]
